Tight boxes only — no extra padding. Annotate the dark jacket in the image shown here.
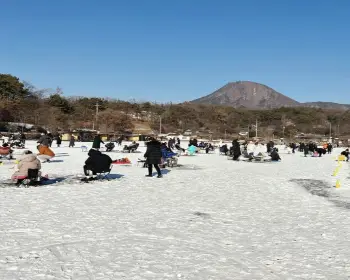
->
[144,140,162,165]
[105,142,115,151]
[232,140,241,158]
[85,149,112,173]
[270,150,281,161]
[47,133,53,142]
[37,135,50,146]
[92,135,104,149]
[56,136,62,145]
[316,148,326,157]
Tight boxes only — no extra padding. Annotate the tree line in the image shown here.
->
[1,73,349,139]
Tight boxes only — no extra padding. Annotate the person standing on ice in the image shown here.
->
[56,134,62,147]
[232,139,241,160]
[92,134,104,151]
[327,143,333,154]
[47,132,53,147]
[20,133,26,146]
[144,137,163,178]
[304,144,309,157]
[69,135,75,148]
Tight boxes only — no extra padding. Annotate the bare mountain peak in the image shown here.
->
[192,81,350,109]
[192,81,299,109]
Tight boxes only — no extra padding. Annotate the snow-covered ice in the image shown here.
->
[1,141,350,279]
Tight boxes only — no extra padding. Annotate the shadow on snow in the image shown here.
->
[290,178,350,210]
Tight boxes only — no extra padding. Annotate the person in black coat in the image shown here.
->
[37,133,50,147]
[232,139,241,160]
[327,143,333,154]
[92,134,104,150]
[309,142,316,153]
[220,144,228,155]
[304,145,309,157]
[56,134,62,147]
[20,133,26,145]
[82,149,112,181]
[290,143,296,153]
[266,141,274,154]
[47,132,53,147]
[316,148,326,157]
[266,142,271,154]
[270,148,281,161]
[69,135,75,147]
[341,149,349,162]
[144,138,163,178]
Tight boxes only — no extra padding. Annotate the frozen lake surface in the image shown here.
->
[0,141,350,279]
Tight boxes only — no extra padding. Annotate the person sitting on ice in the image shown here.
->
[0,143,13,159]
[187,144,197,155]
[161,142,174,153]
[105,142,115,152]
[270,148,281,161]
[341,149,349,162]
[220,144,228,155]
[82,149,112,182]
[161,145,177,158]
[175,143,185,153]
[204,143,214,154]
[316,147,326,157]
[37,144,55,162]
[11,151,41,182]
[123,141,139,152]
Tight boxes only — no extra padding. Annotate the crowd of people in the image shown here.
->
[3,131,350,185]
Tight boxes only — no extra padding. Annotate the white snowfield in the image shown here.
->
[0,141,350,279]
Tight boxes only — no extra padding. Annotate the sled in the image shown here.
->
[112,158,132,166]
[3,171,49,188]
[112,162,132,166]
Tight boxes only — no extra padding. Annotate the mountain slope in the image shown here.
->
[192,81,300,109]
[302,102,350,110]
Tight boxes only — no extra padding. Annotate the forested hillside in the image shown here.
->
[1,74,349,138]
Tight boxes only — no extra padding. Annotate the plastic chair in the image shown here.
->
[96,164,113,181]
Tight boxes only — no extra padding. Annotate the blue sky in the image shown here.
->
[1,0,350,103]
